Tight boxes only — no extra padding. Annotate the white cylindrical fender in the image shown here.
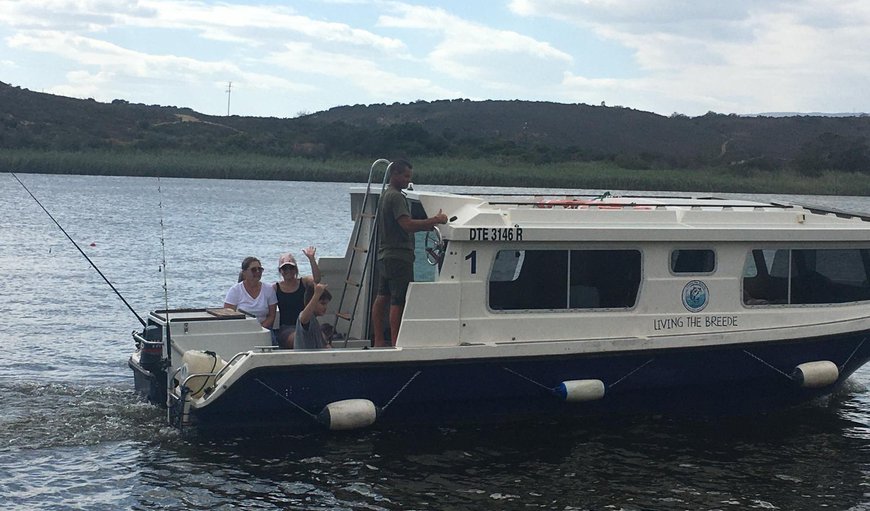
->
[181,350,226,398]
[792,360,839,388]
[555,379,606,402]
[317,399,378,430]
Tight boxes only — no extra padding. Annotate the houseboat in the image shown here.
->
[129,160,870,432]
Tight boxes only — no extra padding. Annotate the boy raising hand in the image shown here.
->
[294,283,333,350]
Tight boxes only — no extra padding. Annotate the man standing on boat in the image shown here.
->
[372,159,447,347]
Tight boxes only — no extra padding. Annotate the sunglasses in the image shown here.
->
[248,267,264,273]
[280,265,297,272]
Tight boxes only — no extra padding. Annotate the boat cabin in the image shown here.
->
[321,190,870,350]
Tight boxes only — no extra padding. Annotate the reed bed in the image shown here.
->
[1,149,866,196]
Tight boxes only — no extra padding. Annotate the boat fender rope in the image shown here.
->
[839,337,867,372]
[607,358,655,389]
[742,350,794,381]
[502,367,555,393]
[503,358,655,396]
[254,378,318,420]
[381,370,422,413]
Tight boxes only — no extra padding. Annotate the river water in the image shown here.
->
[2,173,870,510]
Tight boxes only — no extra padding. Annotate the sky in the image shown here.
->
[0,0,867,118]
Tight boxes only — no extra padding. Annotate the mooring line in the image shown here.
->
[502,366,555,392]
[382,370,422,412]
[743,349,794,381]
[11,172,146,326]
[254,378,317,420]
[608,358,655,388]
[839,337,867,372]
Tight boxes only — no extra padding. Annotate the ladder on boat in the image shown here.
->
[333,159,392,344]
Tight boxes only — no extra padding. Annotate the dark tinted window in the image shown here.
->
[791,249,870,304]
[490,250,641,310]
[671,249,715,273]
[743,248,870,305]
[489,250,567,310]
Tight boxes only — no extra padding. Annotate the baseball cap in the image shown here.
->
[278,253,297,268]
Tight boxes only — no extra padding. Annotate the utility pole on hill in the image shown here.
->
[226,81,232,116]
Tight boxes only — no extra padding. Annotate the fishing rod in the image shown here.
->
[11,172,147,327]
[157,175,174,367]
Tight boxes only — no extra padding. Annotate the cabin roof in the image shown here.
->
[351,188,870,243]
[416,191,870,243]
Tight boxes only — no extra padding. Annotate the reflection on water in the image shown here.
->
[1,173,870,510]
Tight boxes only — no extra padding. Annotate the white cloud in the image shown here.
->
[265,41,456,100]
[0,0,406,52]
[7,30,311,104]
[9,30,231,77]
[511,0,870,114]
[0,0,157,31]
[1,0,866,116]
[379,3,572,89]
[126,0,407,52]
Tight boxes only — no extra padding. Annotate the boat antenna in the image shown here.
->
[11,172,147,327]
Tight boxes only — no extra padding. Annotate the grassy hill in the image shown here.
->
[1,81,869,192]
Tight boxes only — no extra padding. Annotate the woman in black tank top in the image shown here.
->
[274,247,321,348]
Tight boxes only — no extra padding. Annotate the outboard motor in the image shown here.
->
[136,322,168,407]
[139,324,163,372]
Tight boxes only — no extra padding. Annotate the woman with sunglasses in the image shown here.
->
[223,256,277,329]
[273,246,321,348]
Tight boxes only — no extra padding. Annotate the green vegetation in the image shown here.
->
[0,149,371,182]
[2,82,869,195]
[3,148,867,195]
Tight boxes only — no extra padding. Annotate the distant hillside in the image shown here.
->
[1,81,869,174]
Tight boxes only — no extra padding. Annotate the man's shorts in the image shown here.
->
[377,258,414,306]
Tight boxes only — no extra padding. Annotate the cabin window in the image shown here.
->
[743,248,870,305]
[791,249,870,304]
[742,249,789,304]
[671,249,715,273]
[490,250,568,310]
[489,249,641,310]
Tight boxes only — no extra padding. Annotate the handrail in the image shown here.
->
[335,158,392,344]
[180,372,222,390]
[213,351,251,382]
[167,350,250,398]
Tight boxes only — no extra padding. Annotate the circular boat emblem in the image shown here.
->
[682,280,709,312]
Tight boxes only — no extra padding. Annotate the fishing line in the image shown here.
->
[11,172,146,327]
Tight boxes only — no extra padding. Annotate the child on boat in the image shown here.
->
[294,283,333,350]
